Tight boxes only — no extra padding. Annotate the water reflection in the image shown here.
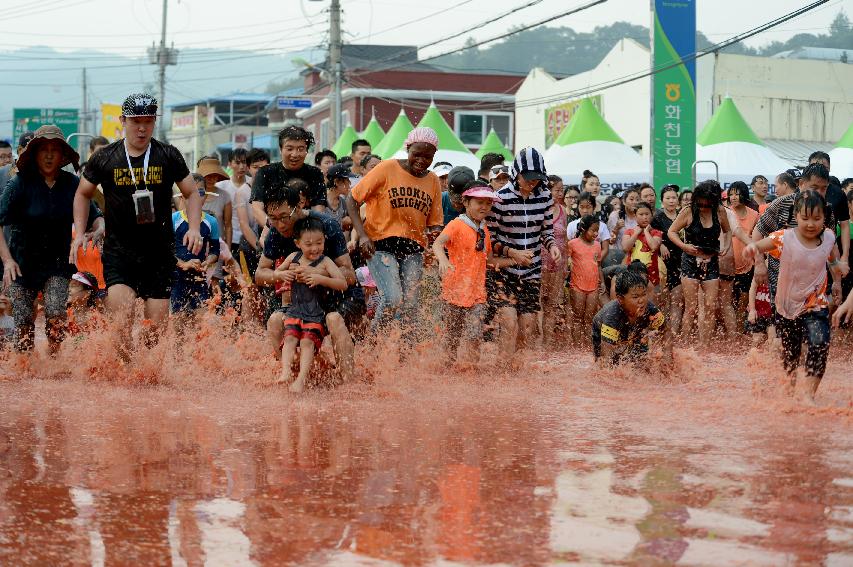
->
[0,381,850,565]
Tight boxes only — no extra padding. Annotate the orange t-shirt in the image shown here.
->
[439,218,491,308]
[568,237,601,292]
[71,227,105,290]
[350,159,443,248]
[731,206,759,274]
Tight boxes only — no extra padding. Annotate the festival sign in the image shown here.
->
[100,103,123,140]
[651,0,696,191]
[13,108,78,139]
[544,95,601,148]
[170,106,210,131]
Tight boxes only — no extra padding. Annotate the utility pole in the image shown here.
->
[330,0,342,141]
[149,0,177,141]
[80,67,88,159]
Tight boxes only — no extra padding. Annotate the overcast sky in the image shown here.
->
[0,0,847,59]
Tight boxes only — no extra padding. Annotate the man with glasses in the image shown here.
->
[254,182,360,384]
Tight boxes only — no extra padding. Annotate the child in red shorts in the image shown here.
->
[275,217,347,392]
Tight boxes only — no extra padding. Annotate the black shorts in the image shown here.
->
[322,293,366,328]
[680,254,719,282]
[733,270,754,296]
[663,256,682,290]
[491,272,541,315]
[103,250,175,300]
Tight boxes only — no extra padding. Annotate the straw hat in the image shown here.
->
[16,125,79,172]
[196,157,228,182]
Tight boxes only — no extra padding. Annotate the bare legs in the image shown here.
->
[540,268,566,348]
[105,284,168,362]
[278,335,315,393]
[569,289,597,344]
[680,277,718,347]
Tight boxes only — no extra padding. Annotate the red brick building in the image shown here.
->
[297,45,523,154]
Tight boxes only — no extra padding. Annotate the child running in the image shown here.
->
[567,214,602,342]
[276,217,348,393]
[743,190,842,404]
[432,180,512,363]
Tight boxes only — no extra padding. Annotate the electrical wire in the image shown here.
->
[345,0,549,79]
[514,0,830,109]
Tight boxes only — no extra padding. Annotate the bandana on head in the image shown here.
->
[405,127,439,149]
[72,272,95,289]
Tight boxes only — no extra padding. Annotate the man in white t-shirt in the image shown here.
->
[215,148,252,256]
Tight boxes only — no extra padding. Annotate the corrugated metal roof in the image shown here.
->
[169,92,273,109]
[764,139,835,167]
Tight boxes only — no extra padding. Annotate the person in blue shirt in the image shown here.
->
[171,176,220,317]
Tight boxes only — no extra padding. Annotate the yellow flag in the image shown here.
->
[100,104,123,140]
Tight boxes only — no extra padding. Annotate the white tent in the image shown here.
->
[695,97,792,189]
[544,98,648,193]
[828,121,853,179]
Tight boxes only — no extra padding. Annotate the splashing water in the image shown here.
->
[0,305,850,565]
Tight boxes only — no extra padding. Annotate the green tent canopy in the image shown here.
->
[836,121,853,149]
[475,128,512,160]
[697,97,764,146]
[373,110,414,159]
[331,124,358,158]
[413,104,471,153]
[553,97,624,146]
[360,116,385,148]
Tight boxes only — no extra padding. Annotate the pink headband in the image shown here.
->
[72,272,95,289]
[405,127,439,149]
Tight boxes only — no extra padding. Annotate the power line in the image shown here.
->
[351,0,478,41]
[0,17,323,38]
[346,0,550,80]
[417,0,607,65]
[0,0,95,23]
[515,0,831,109]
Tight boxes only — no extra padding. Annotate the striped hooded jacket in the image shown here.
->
[486,147,555,280]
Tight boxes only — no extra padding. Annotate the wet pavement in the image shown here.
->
[0,344,851,565]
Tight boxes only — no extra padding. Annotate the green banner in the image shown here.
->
[651,0,695,191]
[13,108,79,139]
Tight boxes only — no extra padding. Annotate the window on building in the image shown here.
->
[341,110,351,128]
[455,112,513,148]
[458,114,483,145]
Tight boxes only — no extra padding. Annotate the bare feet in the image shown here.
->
[289,377,306,393]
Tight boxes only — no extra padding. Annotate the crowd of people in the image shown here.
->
[1,92,851,403]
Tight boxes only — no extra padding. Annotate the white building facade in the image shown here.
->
[515,39,853,166]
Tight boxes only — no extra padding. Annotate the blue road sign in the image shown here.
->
[277,97,312,110]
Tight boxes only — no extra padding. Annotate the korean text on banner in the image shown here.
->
[544,96,602,148]
[651,0,696,191]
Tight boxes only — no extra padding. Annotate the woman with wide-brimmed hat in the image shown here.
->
[0,124,103,352]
